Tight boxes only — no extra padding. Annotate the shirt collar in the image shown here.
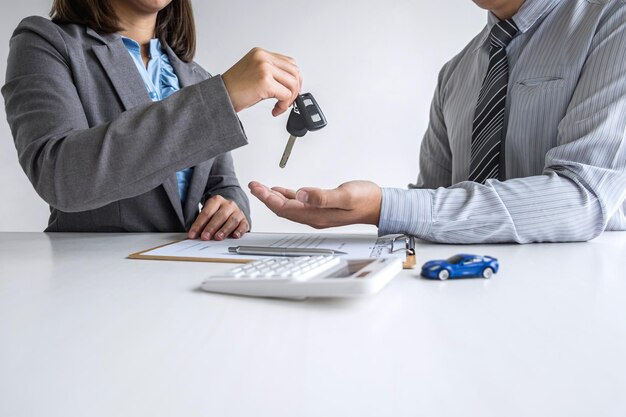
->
[121,36,162,59]
[474,0,562,52]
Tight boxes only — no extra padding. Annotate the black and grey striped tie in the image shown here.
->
[469,19,519,184]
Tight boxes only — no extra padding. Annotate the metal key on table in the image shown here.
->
[279,93,328,168]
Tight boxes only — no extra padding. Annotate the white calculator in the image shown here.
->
[200,256,403,299]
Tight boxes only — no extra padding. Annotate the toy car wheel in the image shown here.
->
[438,269,450,280]
[482,267,494,279]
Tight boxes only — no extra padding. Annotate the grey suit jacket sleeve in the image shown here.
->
[202,152,252,227]
[2,19,248,213]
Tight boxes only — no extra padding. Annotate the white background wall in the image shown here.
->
[0,0,486,233]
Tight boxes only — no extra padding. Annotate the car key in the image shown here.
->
[280,108,307,168]
[279,93,327,168]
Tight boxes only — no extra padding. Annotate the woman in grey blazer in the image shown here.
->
[2,0,302,240]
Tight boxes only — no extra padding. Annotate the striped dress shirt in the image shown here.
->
[379,0,626,243]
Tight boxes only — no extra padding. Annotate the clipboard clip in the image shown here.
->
[390,235,417,270]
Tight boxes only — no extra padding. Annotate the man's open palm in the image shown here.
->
[248,180,382,229]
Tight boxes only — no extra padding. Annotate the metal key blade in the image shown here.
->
[279,135,297,168]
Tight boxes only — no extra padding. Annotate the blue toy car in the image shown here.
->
[421,254,499,280]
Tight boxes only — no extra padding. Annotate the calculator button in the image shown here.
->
[205,256,342,284]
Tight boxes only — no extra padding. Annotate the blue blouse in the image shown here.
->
[122,37,193,203]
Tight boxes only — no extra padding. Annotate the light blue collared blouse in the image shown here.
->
[122,37,193,203]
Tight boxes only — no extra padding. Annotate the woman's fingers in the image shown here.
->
[232,219,250,239]
[222,47,302,117]
[188,196,250,241]
[271,67,300,111]
[188,196,224,239]
[216,214,249,241]
[269,56,302,99]
[200,202,237,240]
[271,82,297,116]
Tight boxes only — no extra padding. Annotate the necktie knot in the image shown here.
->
[489,19,519,50]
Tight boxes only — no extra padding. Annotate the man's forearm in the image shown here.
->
[379,172,607,244]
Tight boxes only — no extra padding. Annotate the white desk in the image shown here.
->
[1,232,625,417]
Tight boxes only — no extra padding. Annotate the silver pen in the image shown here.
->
[228,246,347,257]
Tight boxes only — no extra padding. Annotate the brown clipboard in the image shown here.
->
[128,234,414,267]
[127,240,253,264]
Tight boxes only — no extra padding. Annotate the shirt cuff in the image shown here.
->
[378,188,434,238]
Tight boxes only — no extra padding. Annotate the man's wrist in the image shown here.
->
[378,188,434,238]
[365,184,383,226]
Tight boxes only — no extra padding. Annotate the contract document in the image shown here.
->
[129,232,406,264]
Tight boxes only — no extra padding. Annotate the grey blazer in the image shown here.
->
[2,16,250,232]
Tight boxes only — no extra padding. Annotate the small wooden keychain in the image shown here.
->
[403,236,417,270]
[391,235,417,269]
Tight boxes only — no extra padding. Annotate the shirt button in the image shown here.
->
[149,92,157,99]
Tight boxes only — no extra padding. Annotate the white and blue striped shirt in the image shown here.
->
[379,0,626,243]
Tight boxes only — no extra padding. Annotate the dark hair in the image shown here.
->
[50,0,196,62]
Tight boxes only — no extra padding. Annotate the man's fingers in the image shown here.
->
[250,182,309,216]
[250,182,288,201]
[249,181,356,228]
[271,186,297,199]
[248,181,265,190]
[250,182,280,201]
[252,180,382,228]
[255,190,290,214]
[296,187,350,209]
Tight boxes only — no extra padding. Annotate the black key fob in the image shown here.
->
[280,93,327,168]
[286,108,309,137]
[295,93,327,132]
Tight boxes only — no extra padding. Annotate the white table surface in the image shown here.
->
[1,232,625,417]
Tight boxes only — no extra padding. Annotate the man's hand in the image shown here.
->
[222,47,302,117]
[248,181,382,228]
[188,196,250,241]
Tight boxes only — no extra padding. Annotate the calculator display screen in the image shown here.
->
[325,259,376,278]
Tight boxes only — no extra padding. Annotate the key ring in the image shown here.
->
[389,235,407,253]
[389,235,417,269]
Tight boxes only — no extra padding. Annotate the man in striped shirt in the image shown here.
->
[250,0,626,244]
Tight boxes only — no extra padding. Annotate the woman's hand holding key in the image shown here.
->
[222,48,302,117]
